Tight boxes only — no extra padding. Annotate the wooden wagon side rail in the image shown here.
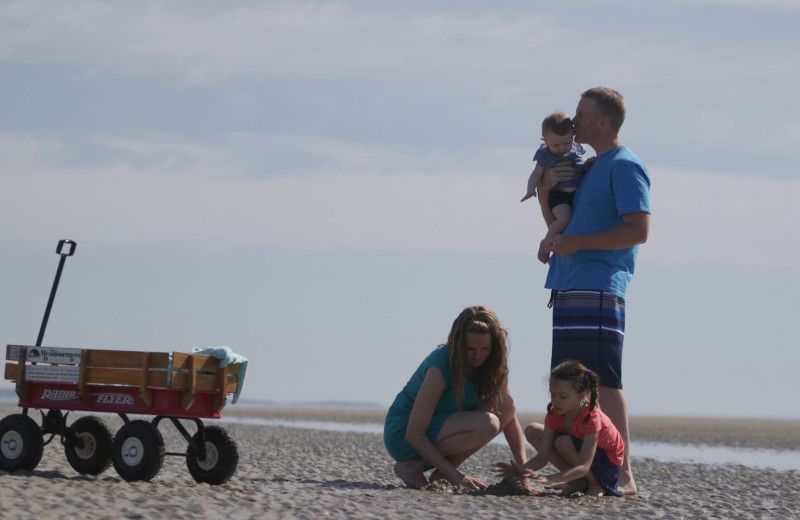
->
[4,345,241,415]
[77,350,171,408]
[171,352,241,413]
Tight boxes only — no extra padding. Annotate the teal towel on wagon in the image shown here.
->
[190,346,248,404]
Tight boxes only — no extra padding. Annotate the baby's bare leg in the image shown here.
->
[539,203,572,263]
[545,203,572,239]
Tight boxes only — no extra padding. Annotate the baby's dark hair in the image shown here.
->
[541,111,573,136]
[548,360,599,423]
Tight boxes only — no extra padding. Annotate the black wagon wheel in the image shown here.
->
[186,425,239,485]
[0,414,44,472]
[112,420,165,482]
[64,415,114,475]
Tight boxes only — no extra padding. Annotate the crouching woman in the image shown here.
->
[383,305,528,491]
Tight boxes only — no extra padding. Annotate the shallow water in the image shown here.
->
[219,416,800,472]
[3,392,798,472]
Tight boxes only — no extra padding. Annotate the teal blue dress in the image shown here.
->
[383,345,479,461]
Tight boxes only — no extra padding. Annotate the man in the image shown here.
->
[537,87,651,495]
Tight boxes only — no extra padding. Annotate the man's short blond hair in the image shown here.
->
[582,87,626,132]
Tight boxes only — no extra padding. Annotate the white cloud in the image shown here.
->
[643,166,800,270]
[0,2,555,84]
[1,133,797,272]
[2,2,799,420]
[3,1,796,167]
[1,2,798,270]
[4,1,792,97]
[695,0,800,9]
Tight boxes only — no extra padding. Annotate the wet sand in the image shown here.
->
[1,404,799,519]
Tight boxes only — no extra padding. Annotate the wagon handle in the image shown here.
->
[56,239,77,257]
[36,239,77,347]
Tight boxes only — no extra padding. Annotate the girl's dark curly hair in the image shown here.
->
[548,360,599,423]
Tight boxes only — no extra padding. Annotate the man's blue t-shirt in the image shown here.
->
[545,145,651,298]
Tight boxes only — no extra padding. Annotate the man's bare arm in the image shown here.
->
[546,212,650,257]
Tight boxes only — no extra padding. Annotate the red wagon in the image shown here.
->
[2,345,243,484]
[0,240,245,485]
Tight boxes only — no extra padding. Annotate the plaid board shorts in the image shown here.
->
[549,290,626,389]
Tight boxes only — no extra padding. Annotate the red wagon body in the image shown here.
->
[1,344,244,484]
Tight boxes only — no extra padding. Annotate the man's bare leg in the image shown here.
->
[599,386,637,495]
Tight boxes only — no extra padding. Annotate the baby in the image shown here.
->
[521,112,587,263]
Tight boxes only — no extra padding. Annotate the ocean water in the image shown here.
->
[2,390,798,472]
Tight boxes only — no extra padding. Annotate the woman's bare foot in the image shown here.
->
[393,461,429,489]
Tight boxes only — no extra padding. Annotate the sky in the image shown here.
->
[1,0,799,419]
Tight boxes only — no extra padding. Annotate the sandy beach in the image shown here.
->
[1,403,799,519]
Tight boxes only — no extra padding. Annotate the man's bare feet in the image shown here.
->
[618,480,638,495]
[618,473,638,495]
[393,461,429,489]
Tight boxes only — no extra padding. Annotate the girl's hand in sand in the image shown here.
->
[518,476,538,494]
[492,460,536,478]
[492,460,522,477]
[531,473,558,488]
[492,462,541,493]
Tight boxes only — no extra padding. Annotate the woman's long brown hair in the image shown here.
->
[448,305,509,413]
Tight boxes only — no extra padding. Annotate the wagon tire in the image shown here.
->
[112,420,164,482]
[186,425,238,485]
[0,414,44,472]
[65,416,113,475]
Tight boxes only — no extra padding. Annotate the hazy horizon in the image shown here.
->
[2,1,799,420]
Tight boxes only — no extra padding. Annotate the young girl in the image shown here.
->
[493,360,624,497]
[383,305,528,491]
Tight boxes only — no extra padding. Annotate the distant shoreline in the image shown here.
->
[220,405,800,452]
[2,392,798,451]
